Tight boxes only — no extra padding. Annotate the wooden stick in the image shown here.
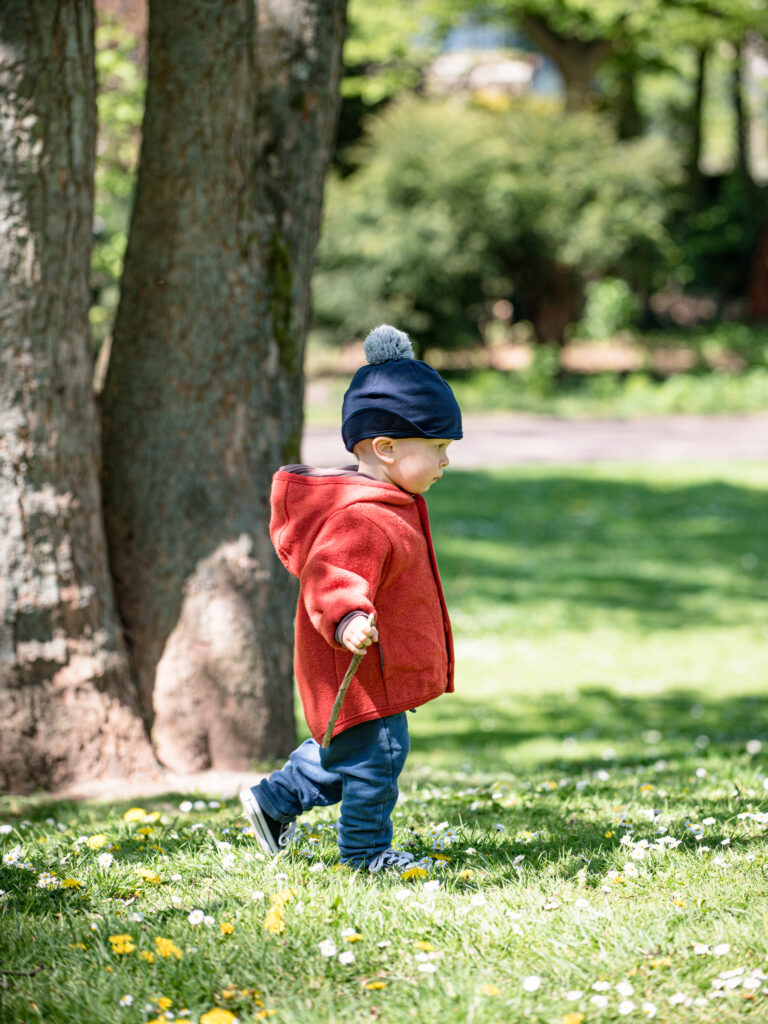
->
[321,613,375,748]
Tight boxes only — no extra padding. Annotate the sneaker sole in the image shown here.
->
[239,789,280,855]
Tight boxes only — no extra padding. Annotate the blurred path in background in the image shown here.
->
[303,413,768,468]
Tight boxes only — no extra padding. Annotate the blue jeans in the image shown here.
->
[253,713,410,867]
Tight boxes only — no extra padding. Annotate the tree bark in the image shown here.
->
[101,0,347,772]
[732,40,753,189]
[0,0,155,793]
[520,14,612,111]
[687,45,708,202]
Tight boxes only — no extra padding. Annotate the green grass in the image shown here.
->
[2,463,768,1024]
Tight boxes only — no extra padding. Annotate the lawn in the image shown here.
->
[2,463,767,1024]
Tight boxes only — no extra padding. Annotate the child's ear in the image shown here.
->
[371,436,396,464]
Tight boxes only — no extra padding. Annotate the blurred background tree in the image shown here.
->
[309,0,768,382]
[88,0,768,394]
[314,96,679,350]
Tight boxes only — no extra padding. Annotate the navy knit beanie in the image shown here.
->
[341,325,463,453]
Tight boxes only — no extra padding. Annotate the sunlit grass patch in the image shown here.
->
[2,462,767,1022]
[2,761,767,1023]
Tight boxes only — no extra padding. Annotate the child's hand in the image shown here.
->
[342,614,378,655]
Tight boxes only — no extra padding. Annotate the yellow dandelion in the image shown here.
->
[139,951,156,963]
[413,941,435,952]
[68,942,87,951]
[604,831,613,838]
[220,922,235,935]
[150,996,173,1011]
[144,811,161,822]
[123,807,147,823]
[154,936,183,959]
[136,867,161,884]
[110,942,135,955]
[477,984,500,996]
[672,897,687,908]
[86,834,109,849]
[432,854,450,862]
[200,1010,239,1024]
[137,826,155,836]
[562,1014,585,1024]
[271,888,297,907]
[221,987,239,1000]
[61,878,82,889]
[365,981,387,990]
[36,836,48,844]
[254,1012,276,1021]
[345,932,363,942]
[458,869,473,880]
[108,934,135,955]
[400,867,428,880]
[263,905,285,935]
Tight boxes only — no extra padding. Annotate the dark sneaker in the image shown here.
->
[366,849,416,873]
[239,789,296,855]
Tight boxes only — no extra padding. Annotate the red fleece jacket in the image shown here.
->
[270,465,454,743]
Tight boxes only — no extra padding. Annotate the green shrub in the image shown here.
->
[577,277,641,339]
[313,96,681,352]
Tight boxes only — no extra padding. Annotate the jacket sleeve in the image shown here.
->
[300,508,392,648]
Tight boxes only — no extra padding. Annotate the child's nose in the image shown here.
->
[440,451,450,467]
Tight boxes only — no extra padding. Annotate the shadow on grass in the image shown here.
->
[430,469,768,631]
[410,686,768,765]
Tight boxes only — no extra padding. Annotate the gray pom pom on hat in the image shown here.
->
[363,324,414,364]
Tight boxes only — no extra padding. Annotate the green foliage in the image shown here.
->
[672,173,765,298]
[314,95,680,350]
[578,277,641,339]
[442,362,768,416]
[428,0,768,50]
[342,0,435,105]
[91,20,145,351]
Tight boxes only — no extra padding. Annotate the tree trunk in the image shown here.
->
[732,40,753,189]
[615,62,643,140]
[0,0,155,793]
[101,0,347,772]
[747,194,768,321]
[520,14,612,111]
[519,262,584,347]
[687,45,708,202]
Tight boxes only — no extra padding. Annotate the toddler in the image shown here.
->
[240,325,462,871]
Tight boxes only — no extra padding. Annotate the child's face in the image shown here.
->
[384,437,453,494]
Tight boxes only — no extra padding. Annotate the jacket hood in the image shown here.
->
[270,464,414,577]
